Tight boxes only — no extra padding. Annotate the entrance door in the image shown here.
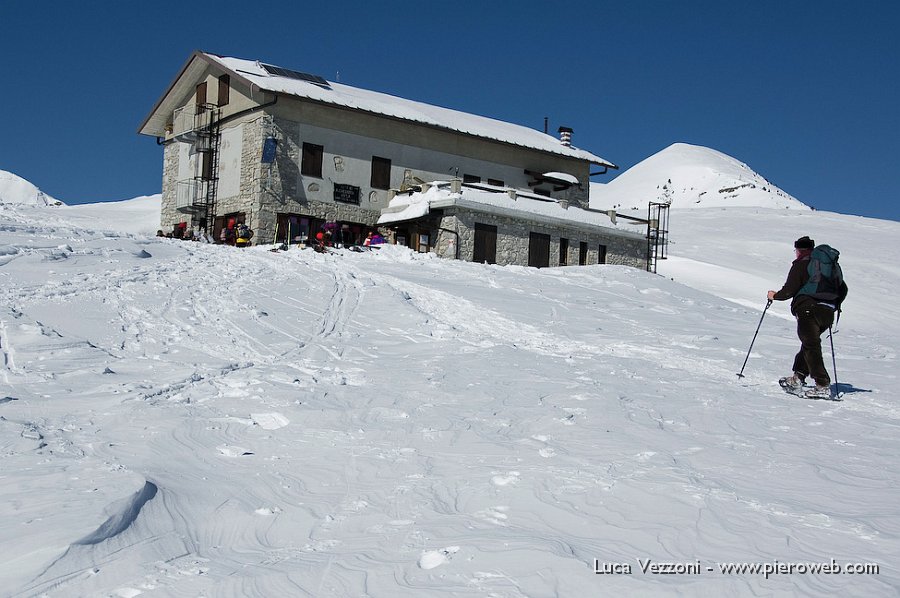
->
[528,232,550,268]
[213,212,245,244]
[473,223,497,264]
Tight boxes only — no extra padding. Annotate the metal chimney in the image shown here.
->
[558,126,573,146]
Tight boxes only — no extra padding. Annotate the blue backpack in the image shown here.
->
[798,244,847,306]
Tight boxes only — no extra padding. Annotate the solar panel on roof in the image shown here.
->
[261,64,330,88]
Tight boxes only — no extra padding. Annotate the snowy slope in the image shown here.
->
[0,170,63,206]
[591,143,808,211]
[1,191,898,597]
[659,206,900,338]
[60,194,162,236]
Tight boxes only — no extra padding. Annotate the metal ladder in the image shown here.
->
[194,104,220,235]
[647,202,670,273]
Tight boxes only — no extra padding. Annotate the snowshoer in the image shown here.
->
[767,236,848,399]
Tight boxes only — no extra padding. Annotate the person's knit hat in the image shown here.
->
[794,236,815,250]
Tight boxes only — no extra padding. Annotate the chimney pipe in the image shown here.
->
[544,117,549,134]
[558,126,573,147]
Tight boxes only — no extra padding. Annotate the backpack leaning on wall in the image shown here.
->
[798,244,848,313]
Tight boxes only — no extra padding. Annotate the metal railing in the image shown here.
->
[175,179,204,210]
[172,103,217,138]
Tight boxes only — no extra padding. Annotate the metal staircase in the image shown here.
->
[173,102,220,235]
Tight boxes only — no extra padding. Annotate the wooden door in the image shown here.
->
[473,223,497,264]
[528,232,550,268]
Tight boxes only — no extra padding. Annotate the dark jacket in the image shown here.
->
[773,256,816,315]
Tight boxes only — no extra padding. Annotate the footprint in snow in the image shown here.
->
[217,445,254,457]
[250,412,290,430]
[418,546,460,569]
[491,471,520,486]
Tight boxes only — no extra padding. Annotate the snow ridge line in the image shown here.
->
[25,480,165,594]
[74,481,159,545]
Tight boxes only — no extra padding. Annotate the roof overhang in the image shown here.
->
[138,51,269,137]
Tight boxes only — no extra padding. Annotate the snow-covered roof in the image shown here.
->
[378,183,645,239]
[200,53,614,168]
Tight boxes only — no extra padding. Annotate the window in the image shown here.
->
[301,142,324,178]
[579,241,588,266]
[218,75,230,107]
[371,156,391,190]
[487,178,505,187]
[529,232,551,268]
[598,244,607,264]
[195,82,207,107]
[201,152,213,180]
[463,174,481,184]
[473,223,497,264]
[559,238,569,266]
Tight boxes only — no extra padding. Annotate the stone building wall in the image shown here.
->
[159,141,180,230]
[156,107,633,260]
[249,115,382,244]
[433,208,646,269]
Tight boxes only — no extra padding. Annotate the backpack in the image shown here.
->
[237,224,252,240]
[798,244,847,307]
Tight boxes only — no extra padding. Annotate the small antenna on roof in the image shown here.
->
[544,117,548,134]
[336,70,340,82]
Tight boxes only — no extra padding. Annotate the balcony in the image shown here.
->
[175,179,205,211]
[171,103,218,141]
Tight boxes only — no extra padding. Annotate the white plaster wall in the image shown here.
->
[177,141,200,181]
[218,123,243,199]
[289,122,538,211]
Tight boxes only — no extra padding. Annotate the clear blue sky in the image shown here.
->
[2,1,898,220]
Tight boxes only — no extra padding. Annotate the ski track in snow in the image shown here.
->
[0,203,898,596]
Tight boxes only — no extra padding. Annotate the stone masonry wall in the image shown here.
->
[434,209,646,269]
[251,115,381,244]
[160,141,180,230]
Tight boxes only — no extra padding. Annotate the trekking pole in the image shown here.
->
[828,325,839,397]
[736,299,773,378]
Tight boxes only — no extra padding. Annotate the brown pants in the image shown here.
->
[791,303,835,387]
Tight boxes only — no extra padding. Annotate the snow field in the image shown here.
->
[0,199,898,596]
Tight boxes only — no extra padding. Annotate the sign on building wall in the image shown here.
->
[261,137,277,163]
[334,183,360,205]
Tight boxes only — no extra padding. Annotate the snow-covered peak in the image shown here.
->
[591,143,808,211]
[0,170,64,206]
